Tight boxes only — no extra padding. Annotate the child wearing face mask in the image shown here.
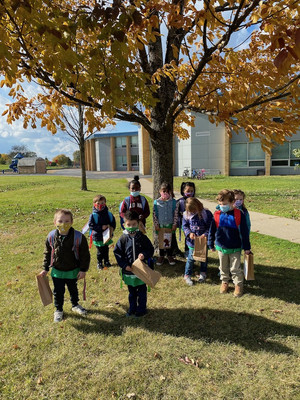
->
[153,182,179,266]
[114,210,154,317]
[233,189,251,234]
[182,197,213,286]
[119,175,150,230]
[39,209,90,322]
[208,189,251,298]
[88,194,116,270]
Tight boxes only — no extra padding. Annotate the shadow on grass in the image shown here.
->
[157,257,300,305]
[71,307,299,355]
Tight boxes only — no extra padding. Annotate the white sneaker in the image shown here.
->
[54,310,63,322]
[184,275,193,286]
[72,304,87,315]
[198,272,207,283]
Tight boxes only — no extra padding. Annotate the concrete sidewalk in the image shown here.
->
[138,177,300,244]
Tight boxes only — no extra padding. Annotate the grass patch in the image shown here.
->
[0,175,299,400]
[174,175,300,220]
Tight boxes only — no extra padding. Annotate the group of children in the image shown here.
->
[39,176,251,322]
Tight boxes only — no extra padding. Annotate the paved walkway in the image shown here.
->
[138,178,300,244]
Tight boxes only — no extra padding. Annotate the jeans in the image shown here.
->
[52,277,79,312]
[127,284,147,314]
[184,247,207,277]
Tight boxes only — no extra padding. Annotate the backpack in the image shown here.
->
[214,208,241,228]
[48,229,82,267]
[119,196,147,229]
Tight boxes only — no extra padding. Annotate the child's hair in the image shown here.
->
[124,210,139,222]
[216,189,235,203]
[93,194,106,203]
[180,181,196,197]
[128,175,141,189]
[185,197,204,217]
[53,208,73,223]
[159,182,174,198]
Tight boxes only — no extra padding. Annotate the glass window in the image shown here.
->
[116,155,127,167]
[231,143,247,161]
[272,160,289,166]
[115,137,127,148]
[271,142,289,159]
[249,142,265,160]
[131,155,139,167]
[249,160,264,167]
[130,136,138,148]
[231,160,248,168]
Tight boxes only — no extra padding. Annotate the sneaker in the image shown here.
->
[198,272,207,283]
[184,275,193,286]
[233,285,243,298]
[167,256,176,265]
[97,262,103,270]
[104,261,112,268]
[156,256,164,266]
[72,304,87,315]
[54,310,63,322]
[220,282,229,294]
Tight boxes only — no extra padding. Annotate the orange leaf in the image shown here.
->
[274,49,288,69]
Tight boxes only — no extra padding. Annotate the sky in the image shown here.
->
[0,19,252,160]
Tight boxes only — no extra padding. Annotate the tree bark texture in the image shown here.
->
[78,105,88,191]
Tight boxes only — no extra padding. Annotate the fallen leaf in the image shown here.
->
[13,344,19,350]
[257,309,264,312]
[271,309,283,313]
[159,375,166,381]
[37,376,43,385]
[126,393,136,399]
[154,352,162,359]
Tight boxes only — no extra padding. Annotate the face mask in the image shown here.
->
[56,223,72,234]
[130,191,140,197]
[220,205,231,213]
[160,192,170,200]
[94,203,105,211]
[125,226,139,233]
[234,200,243,207]
[185,192,194,198]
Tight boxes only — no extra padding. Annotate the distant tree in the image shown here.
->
[73,150,80,165]
[53,154,69,166]
[0,154,10,164]
[293,149,300,169]
[8,145,37,159]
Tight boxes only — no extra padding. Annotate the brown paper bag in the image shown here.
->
[131,258,162,288]
[244,252,254,280]
[158,228,172,250]
[103,226,113,244]
[193,236,207,262]
[36,274,53,306]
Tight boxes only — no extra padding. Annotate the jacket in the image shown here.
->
[182,209,213,248]
[120,195,150,225]
[113,231,154,275]
[208,209,251,251]
[43,227,90,272]
[88,206,116,242]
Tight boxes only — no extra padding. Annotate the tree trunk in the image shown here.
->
[150,126,174,199]
[78,105,88,191]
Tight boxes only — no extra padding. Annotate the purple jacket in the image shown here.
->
[182,209,213,248]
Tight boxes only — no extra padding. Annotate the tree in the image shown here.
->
[53,154,71,166]
[8,145,37,159]
[0,153,10,164]
[0,1,299,195]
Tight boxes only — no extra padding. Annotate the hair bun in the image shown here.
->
[134,175,139,181]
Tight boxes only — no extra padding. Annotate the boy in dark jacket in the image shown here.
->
[114,210,154,317]
[88,194,116,270]
[39,209,90,322]
[208,189,251,297]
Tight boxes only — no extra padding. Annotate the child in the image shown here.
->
[208,189,251,297]
[39,209,90,322]
[182,197,213,285]
[88,194,116,270]
[114,210,154,317]
[153,182,179,266]
[175,181,196,257]
[119,175,150,230]
[233,189,251,234]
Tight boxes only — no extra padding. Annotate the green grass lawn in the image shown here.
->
[0,176,299,400]
[174,175,300,220]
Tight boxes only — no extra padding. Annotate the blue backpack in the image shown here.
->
[119,196,147,229]
[48,229,82,267]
